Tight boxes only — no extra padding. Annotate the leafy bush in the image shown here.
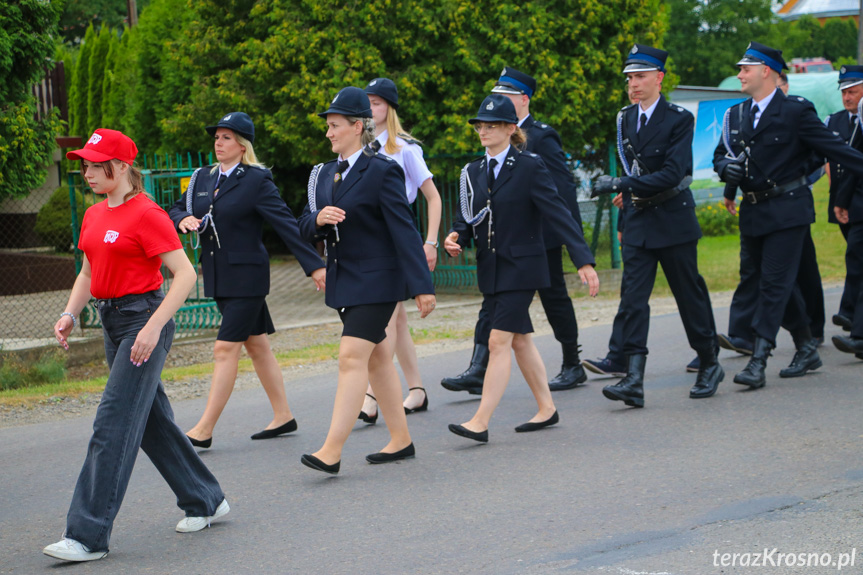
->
[697,201,738,237]
[35,187,90,252]
[0,349,67,391]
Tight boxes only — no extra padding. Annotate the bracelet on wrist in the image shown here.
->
[60,312,77,328]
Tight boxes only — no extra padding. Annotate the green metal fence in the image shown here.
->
[69,152,222,335]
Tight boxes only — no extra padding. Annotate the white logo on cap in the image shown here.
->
[87,133,102,145]
[842,66,847,74]
[500,67,506,76]
[747,42,752,49]
[632,45,638,54]
[369,80,377,86]
[333,94,339,103]
[486,101,495,110]
[104,230,119,244]
[223,114,232,121]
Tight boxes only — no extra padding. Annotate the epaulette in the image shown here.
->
[401,136,422,146]
[621,103,637,112]
[668,103,686,113]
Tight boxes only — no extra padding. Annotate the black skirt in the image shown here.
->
[483,290,535,334]
[337,302,398,344]
[215,297,275,342]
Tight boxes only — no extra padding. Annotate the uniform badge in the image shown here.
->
[369,79,377,86]
[632,45,638,54]
[223,114,232,121]
[505,155,516,166]
[237,166,244,174]
[842,66,847,74]
[501,67,506,76]
[87,133,102,145]
[747,42,752,49]
[334,172,342,183]
[486,101,495,110]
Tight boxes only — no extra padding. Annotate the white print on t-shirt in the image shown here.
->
[104,230,119,243]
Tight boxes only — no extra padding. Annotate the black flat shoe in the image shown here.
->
[250,419,297,440]
[404,387,428,414]
[366,443,416,464]
[514,411,559,433]
[186,435,212,448]
[358,393,378,424]
[448,423,488,443]
[300,454,340,475]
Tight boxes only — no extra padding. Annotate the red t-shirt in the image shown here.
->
[78,194,183,299]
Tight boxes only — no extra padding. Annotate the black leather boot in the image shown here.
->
[440,344,488,395]
[602,354,645,407]
[689,346,724,399]
[548,343,587,391]
[733,337,772,389]
[779,327,822,378]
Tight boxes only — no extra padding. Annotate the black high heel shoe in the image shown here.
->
[186,435,212,448]
[250,419,297,440]
[358,393,378,424]
[403,387,428,414]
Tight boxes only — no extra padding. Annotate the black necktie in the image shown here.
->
[638,113,647,132]
[751,105,759,129]
[214,173,227,196]
[851,114,857,128]
[332,160,350,196]
[488,158,498,192]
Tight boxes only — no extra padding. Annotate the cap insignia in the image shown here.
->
[486,101,495,110]
[501,67,506,76]
[842,66,847,74]
[87,133,103,145]
[223,114,232,121]
[369,80,377,86]
[332,94,338,103]
[632,45,638,54]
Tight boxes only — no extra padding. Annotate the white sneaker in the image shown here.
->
[175,499,230,533]
[43,538,108,562]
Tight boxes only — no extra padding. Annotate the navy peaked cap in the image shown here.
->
[737,41,787,73]
[839,65,863,90]
[206,112,255,143]
[468,94,519,125]
[318,87,372,118]
[491,66,536,98]
[364,78,399,109]
[623,44,667,74]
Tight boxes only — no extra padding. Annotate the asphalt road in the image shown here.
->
[2,289,862,575]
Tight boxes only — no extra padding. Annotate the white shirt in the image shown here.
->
[637,97,661,131]
[337,148,364,180]
[751,89,778,129]
[485,145,510,179]
[217,162,240,180]
[373,130,434,203]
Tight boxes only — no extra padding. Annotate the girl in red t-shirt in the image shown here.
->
[43,130,228,564]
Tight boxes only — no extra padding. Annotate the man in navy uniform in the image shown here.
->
[823,65,863,331]
[440,67,588,394]
[714,42,863,388]
[591,44,722,407]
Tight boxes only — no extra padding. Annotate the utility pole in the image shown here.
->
[127,0,138,27]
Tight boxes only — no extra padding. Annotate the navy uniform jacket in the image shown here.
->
[616,94,701,249]
[297,152,434,310]
[835,121,863,225]
[521,114,584,244]
[451,146,595,296]
[168,164,324,298]
[713,90,863,237]
[824,110,859,224]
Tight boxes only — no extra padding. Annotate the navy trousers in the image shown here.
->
[843,222,863,338]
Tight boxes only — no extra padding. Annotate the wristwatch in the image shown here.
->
[425,240,439,248]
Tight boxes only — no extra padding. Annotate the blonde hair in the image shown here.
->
[382,106,422,155]
[209,130,267,174]
[511,126,526,150]
[347,116,377,147]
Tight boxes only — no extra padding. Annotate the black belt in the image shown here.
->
[631,176,693,210]
[742,176,809,204]
[95,289,163,308]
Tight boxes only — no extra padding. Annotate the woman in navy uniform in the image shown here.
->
[168,113,325,447]
[591,44,723,407]
[444,94,598,443]
[297,87,435,474]
[714,42,863,387]
[357,77,442,420]
[441,67,589,395]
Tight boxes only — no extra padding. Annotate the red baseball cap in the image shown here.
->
[66,129,138,165]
